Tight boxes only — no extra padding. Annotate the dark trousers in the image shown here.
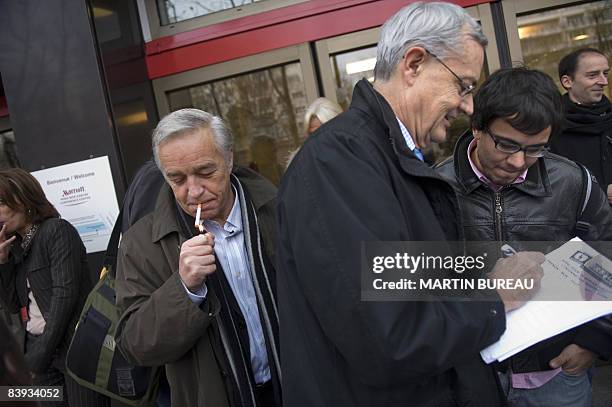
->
[27,334,109,407]
[255,381,276,407]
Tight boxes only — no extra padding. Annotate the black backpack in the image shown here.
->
[66,210,161,406]
[66,160,166,406]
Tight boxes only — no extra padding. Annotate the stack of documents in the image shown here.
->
[481,238,612,364]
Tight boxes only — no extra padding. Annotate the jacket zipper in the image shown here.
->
[494,191,503,242]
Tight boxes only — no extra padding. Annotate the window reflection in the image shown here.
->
[167,63,308,185]
[331,46,377,111]
[157,0,266,25]
[517,1,612,97]
[0,130,20,169]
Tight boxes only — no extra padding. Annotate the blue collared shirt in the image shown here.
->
[182,188,271,384]
[396,118,424,161]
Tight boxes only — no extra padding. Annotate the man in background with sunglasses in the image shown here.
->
[437,67,612,407]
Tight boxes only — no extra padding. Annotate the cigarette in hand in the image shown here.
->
[195,203,204,234]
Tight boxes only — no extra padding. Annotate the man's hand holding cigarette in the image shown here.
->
[179,203,217,291]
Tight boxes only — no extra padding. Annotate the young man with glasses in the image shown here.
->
[437,67,612,407]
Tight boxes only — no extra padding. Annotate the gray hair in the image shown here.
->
[303,97,343,134]
[374,2,488,81]
[152,108,234,171]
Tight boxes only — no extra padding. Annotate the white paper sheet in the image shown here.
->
[31,156,120,253]
[481,238,612,364]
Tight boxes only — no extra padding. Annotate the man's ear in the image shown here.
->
[400,47,428,85]
[472,128,482,142]
[560,75,573,90]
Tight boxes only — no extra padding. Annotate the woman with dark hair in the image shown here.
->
[0,168,107,406]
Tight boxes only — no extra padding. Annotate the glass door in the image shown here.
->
[0,116,20,169]
[153,44,318,185]
[504,0,612,97]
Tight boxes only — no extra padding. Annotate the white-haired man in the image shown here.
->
[277,2,543,406]
[115,109,281,407]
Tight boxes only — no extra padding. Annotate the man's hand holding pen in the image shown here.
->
[179,203,217,291]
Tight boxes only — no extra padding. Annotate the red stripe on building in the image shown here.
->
[146,0,491,79]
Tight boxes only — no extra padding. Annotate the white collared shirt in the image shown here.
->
[182,187,271,383]
[396,117,418,151]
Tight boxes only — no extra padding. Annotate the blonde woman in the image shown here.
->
[286,97,343,167]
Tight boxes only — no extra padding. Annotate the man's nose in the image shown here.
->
[186,177,204,198]
[460,94,474,116]
[597,73,608,85]
[506,150,526,169]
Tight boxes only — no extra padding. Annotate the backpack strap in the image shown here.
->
[575,164,594,238]
[104,210,123,279]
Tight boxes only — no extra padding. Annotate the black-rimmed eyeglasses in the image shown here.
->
[426,50,475,98]
[486,128,549,158]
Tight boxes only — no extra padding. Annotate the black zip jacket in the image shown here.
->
[437,131,612,371]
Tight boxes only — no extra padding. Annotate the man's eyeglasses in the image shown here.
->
[426,50,475,98]
[486,128,549,158]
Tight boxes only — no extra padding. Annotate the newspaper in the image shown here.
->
[481,238,612,364]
